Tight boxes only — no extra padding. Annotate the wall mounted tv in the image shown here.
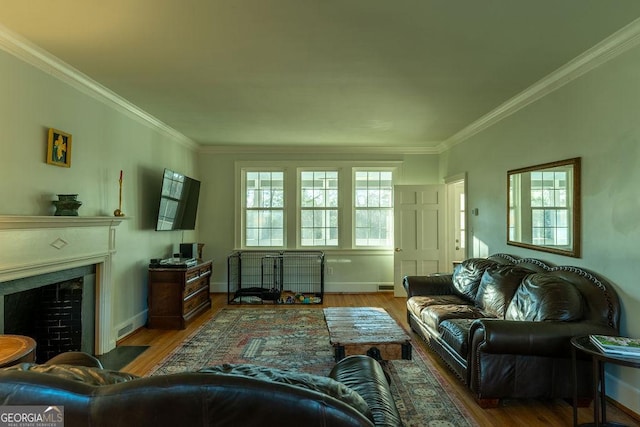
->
[155,168,201,231]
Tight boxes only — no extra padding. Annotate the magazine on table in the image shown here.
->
[589,335,640,357]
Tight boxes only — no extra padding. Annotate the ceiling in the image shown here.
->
[2,1,640,152]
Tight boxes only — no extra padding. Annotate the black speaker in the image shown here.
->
[180,243,198,259]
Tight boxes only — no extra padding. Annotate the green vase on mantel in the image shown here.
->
[52,194,82,216]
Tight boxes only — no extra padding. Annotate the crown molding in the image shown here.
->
[198,143,440,155]
[5,15,639,157]
[441,17,640,152]
[0,24,198,151]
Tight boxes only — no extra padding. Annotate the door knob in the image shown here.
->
[395,248,402,252]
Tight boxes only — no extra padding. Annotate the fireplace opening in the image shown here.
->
[5,279,83,362]
[2,265,96,363]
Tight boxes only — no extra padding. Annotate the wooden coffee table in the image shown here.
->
[323,307,411,362]
[0,335,37,368]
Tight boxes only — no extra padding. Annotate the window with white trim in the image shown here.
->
[300,171,339,246]
[354,170,393,247]
[245,171,284,247]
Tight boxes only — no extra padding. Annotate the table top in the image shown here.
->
[324,307,410,345]
[0,335,37,367]
[571,335,640,368]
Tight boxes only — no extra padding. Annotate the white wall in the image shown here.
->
[0,49,198,341]
[196,151,440,292]
[441,43,640,413]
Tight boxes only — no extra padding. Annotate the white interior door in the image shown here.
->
[393,185,445,296]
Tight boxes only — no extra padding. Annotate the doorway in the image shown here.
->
[445,175,467,269]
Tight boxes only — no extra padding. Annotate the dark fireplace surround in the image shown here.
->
[2,266,95,362]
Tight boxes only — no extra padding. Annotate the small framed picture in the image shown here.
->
[47,128,72,167]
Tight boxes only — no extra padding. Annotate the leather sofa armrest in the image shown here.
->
[329,355,402,427]
[44,351,104,369]
[469,319,619,357]
[403,274,454,297]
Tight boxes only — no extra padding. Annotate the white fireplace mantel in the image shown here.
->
[0,215,126,354]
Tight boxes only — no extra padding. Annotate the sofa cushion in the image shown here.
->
[2,363,139,386]
[199,364,372,422]
[452,258,498,301]
[420,304,486,333]
[506,273,584,322]
[407,295,469,318]
[438,318,475,359]
[475,265,533,319]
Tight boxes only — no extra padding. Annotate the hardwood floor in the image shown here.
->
[119,293,639,427]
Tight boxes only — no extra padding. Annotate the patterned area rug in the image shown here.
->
[149,307,478,427]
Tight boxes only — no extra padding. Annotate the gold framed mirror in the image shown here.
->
[507,157,581,257]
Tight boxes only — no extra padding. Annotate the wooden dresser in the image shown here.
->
[147,259,212,329]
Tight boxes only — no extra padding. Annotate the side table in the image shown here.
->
[571,335,639,427]
[0,335,37,368]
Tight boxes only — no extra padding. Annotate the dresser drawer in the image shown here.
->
[185,269,201,283]
[183,287,210,315]
[184,277,208,298]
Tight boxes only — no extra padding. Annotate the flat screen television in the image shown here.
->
[155,168,201,231]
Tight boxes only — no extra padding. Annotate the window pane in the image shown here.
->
[246,189,257,208]
[531,189,543,207]
[245,228,258,246]
[272,211,283,227]
[300,208,339,246]
[329,210,338,227]
[327,189,339,207]
[355,208,392,246]
[368,190,380,207]
[246,210,258,227]
[301,210,313,227]
[272,190,284,208]
[556,228,568,245]
[355,189,367,207]
[544,210,556,227]
[380,189,393,207]
[557,210,568,227]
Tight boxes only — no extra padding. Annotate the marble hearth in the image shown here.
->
[0,216,124,355]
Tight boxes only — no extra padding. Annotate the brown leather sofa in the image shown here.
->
[403,253,621,407]
[0,352,402,427]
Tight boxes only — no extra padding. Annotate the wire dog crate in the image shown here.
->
[227,250,324,304]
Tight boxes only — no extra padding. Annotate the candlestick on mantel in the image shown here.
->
[114,170,125,217]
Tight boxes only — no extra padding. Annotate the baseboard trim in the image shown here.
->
[114,309,148,342]
[606,371,640,420]
[211,281,393,294]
